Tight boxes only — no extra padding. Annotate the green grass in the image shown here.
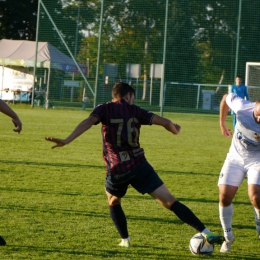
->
[0,105,258,259]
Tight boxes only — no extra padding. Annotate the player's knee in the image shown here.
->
[160,197,177,210]
[219,194,232,207]
[108,196,121,206]
[249,193,260,208]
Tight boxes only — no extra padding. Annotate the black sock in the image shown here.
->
[109,204,129,239]
[170,201,205,232]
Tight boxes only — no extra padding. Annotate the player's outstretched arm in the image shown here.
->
[152,115,181,135]
[0,99,22,133]
[219,94,232,137]
[45,115,98,149]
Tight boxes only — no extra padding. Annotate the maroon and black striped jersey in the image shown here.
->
[91,99,155,175]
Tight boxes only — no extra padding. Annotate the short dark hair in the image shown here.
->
[112,82,135,99]
[256,99,260,105]
[236,75,242,79]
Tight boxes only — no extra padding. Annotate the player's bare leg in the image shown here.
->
[248,184,260,239]
[149,184,176,209]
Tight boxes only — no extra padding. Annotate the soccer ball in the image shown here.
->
[189,233,214,256]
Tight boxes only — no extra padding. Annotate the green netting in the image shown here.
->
[35,0,260,113]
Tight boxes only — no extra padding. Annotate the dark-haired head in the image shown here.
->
[112,82,135,100]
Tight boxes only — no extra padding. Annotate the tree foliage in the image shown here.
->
[78,0,166,78]
[165,0,199,83]
[191,0,260,83]
[1,0,260,86]
[0,0,37,40]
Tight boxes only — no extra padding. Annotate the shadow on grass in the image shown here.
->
[1,159,219,176]
[0,203,182,224]
[125,192,250,207]
[2,244,202,260]
[0,202,255,231]
[0,159,104,169]
[158,169,219,176]
[0,244,183,260]
[0,186,83,196]
[3,244,259,260]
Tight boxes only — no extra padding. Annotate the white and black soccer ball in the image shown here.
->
[189,233,214,256]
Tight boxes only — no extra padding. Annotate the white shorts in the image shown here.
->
[218,155,260,187]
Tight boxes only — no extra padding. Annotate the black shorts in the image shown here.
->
[105,161,164,198]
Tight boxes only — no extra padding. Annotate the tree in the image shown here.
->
[0,0,37,40]
[190,1,239,83]
[38,1,79,54]
[78,0,166,101]
[237,1,260,77]
[163,0,200,108]
[165,0,199,83]
[55,0,96,57]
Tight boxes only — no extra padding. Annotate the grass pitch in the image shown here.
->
[0,105,258,259]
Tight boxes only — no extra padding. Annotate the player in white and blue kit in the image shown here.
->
[218,93,260,253]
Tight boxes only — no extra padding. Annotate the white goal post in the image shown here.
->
[245,62,260,101]
[245,62,260,86]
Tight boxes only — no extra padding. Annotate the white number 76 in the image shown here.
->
[110,118,139,147]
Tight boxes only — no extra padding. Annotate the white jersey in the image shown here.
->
[226,93,260,159]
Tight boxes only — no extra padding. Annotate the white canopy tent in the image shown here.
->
[0,39,87,105]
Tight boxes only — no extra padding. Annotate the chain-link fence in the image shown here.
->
[2,0,260,113]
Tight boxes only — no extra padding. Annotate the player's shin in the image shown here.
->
[219,204,234,238]
[253,207,260,238]
[109,204,129,239]
[170,201,206,232]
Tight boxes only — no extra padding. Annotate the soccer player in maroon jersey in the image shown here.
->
[45,82,224,247]
[0,99,22,246]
